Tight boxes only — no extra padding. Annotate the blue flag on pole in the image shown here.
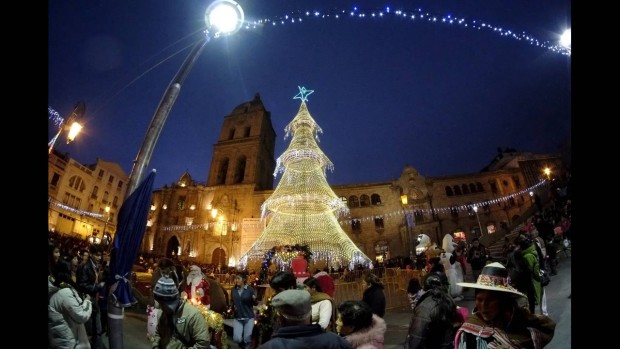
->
[109,170,156,307]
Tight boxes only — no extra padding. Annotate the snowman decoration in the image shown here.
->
[440,234,464,301]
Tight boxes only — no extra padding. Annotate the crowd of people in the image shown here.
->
[48,173,570,348]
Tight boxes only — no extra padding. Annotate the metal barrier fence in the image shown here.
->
[205,267,428,310]
[333,267,426,309]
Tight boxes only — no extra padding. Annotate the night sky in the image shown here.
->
[48,0,571,190]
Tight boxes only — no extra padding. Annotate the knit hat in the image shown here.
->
[153,276,179,302]
[457,262,526,298]
[271,289,312,320]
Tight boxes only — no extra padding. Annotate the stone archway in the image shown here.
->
[211,247,227,266]
[166,236,181,258]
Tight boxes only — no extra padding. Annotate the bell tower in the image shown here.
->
[207,93,276,190]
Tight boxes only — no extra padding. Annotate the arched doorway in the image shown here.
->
[166,236,181,258]
[211,247,226,267]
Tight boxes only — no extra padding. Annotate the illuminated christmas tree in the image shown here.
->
[240,86,372,270]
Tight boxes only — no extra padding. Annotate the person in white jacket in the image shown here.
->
[49,259,93,349]
[303,276,335,331]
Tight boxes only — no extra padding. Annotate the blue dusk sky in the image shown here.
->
[48,0,571,189]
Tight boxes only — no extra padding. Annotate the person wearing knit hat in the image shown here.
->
[260,289,352,349]
[454,263,556,349]
[150,275,210,349]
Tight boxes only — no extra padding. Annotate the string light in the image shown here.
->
[237,6,570,56]
[48,197,105,219]
[337,180,549,225]
[48,106,63,126]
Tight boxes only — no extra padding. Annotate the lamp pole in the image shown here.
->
[401,194,412,257]
[102,206,111,250]
[123,0,245,200]
[473,206,484,237]
[108,3,245,349]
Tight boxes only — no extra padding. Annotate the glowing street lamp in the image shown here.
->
[543,167,552,180]
[48,101,85,154]
[560,29,571,51]
[124,0,245,199]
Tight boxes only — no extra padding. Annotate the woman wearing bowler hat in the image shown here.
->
[454,263,556,349]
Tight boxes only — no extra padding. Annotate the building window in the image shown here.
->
[469,183,477,193]
[450,206,459,219]
[244,126,251,137]
[476,182,484,192]
[512,176,522,189]
[348,196,359,208]
[414,210,424,223]
[371,194,382,205]
[117,181,123,190]
[98,169,104,178]
[91,186,99,199]
[360,194,370,207]
[113,196,119,207]
[103,191,109,203]
[453,185,462,195]
[374,217,384,231]
[50,173,61,187]
[490,182,498,194]
[217,158,229,185]
[351,219,362,234]
[445,186,454,196]
[177,196,186,210]
[68,175,86,192]
[228,128,235,140]
[234,156,246,184]
[461,184,470,195]
[108,175,114,184]
[508,197,516,207]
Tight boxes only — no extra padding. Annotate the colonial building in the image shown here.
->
[48,149,128,244]
[145,94,564,265]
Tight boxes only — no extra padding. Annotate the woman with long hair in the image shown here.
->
[361,273,386,318]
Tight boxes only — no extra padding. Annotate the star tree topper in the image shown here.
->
[293,86,314,102]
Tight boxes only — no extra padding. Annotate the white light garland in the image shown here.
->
[48,197,104,219]
[337,180,548,225]
[239,6,570,56]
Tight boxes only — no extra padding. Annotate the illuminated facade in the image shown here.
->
[48,150,128,244]
[144,94,564,265]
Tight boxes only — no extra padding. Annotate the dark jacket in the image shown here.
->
[362,285,386,318]
[259,324,352,349]
[76,258,102,297]
[405,288,458,349]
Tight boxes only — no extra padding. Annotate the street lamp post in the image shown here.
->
[123,0,245,200]
[109,4,245,349]
[102,206,111,249]
[48,101,85,154]
[473,206,484,237]
[400,194,413,257]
